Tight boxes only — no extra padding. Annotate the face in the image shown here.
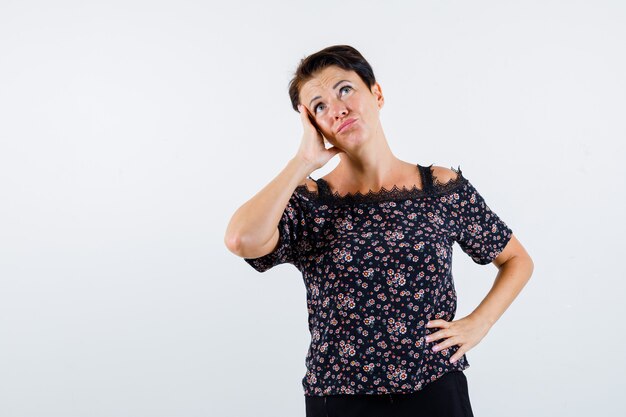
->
[299,66,384,148]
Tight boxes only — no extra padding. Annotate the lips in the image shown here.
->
[337,118,357,133]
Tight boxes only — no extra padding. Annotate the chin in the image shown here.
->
[338,133,367,148]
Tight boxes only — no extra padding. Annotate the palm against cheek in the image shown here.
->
[296,104,345,167]
[305,111,328,140]
[305,108,335,146]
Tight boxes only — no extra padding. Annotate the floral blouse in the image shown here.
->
[243,164,513,397]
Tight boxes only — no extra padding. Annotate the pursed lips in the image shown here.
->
[337,118,357,133]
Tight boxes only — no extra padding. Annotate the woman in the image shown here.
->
[224,45,534,417]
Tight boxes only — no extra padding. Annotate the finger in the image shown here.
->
[298,104,314,127]
[426,319,449,328]
[432,337,458,352]
[432,340,451,352]
[328,146,344,156]
[426,326,454,342]
[450,349,465,363]
[425,331,445,342]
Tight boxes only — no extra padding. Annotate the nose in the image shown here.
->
[329,98,348,118]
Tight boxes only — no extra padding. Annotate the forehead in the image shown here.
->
[300,66,361,97]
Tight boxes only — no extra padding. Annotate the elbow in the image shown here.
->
[509,254,535,280]
[224,233,243,256]
[527,256,535,277]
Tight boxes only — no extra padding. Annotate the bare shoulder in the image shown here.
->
[299,178,319,193]
[430,165,460,185]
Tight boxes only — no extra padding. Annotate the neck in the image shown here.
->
[333,131,410,192]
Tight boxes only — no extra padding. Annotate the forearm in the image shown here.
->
[470,256,534,327]
[224,156,315,255]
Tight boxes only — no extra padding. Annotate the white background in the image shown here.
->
[1,1,625,416]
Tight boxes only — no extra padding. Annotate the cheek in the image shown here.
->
[317,118,333,132]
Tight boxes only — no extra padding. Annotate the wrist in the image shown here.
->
[290,155,318,176]
[470,311,496,329]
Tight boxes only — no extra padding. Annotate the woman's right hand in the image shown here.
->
[295,104,345,170]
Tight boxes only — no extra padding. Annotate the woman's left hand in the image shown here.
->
[424,314,492,363]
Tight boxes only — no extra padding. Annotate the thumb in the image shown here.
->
[328,146,345,157]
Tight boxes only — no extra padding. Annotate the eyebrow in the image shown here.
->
[308,80,351,108]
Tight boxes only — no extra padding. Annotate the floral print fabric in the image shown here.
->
[243,164,513,396]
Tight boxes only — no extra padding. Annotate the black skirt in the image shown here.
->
[304,371,474,417]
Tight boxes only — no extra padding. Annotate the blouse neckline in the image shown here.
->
[295,164,467,205]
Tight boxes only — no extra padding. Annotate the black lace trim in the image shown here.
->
[296,165,467,205]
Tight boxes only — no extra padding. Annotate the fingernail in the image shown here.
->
[425,336,430,342]
[450,358,456,363]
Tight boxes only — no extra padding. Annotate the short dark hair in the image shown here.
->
[288,45,377,112]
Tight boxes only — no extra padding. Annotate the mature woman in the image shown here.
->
[225,45,533,417]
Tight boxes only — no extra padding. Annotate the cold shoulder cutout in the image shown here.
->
[430,165,462,186]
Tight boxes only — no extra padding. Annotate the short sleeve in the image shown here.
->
[243,189,307,272]
[447,174,513,265]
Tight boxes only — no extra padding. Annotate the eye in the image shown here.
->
[314,103,325,114]
[340,85,352,95]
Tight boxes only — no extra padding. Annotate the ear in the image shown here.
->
[372,82,384,109]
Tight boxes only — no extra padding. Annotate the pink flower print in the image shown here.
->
[339,340,357,357]
[435,245,448,258]
[467,223,482,234]
[413,289,425,301]
[312,329,321,342]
